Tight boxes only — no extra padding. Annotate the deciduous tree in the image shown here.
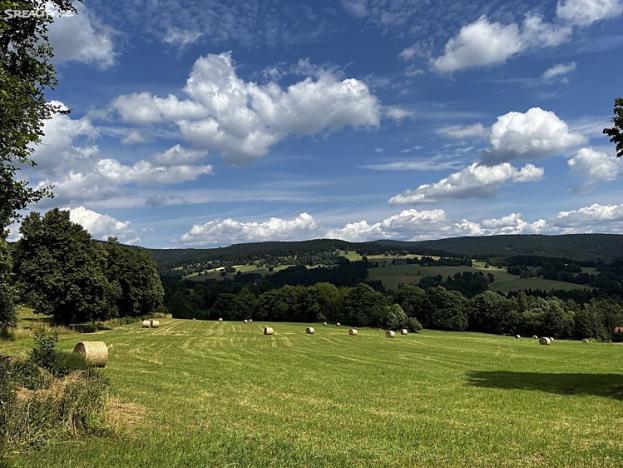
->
[603,98,623,157]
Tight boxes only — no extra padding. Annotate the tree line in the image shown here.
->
[2,209,164,327]
[165,275,623,341]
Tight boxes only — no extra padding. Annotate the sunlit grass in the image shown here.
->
[2,320,622,466]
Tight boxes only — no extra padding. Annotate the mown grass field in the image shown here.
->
[2,319,622,466]
[368,264,592,292]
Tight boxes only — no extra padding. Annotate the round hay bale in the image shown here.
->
[263,327,274,336]
[549,337,555,342]
[401,329,408,335]
[532,335,538,339]
[539,337,551,345]
[149,319,160,328]
[322,322,328,326]
[336,322,341,326]
[306,327,315,335]
[582,338,589,343]
[349,328,358,336]
[515,334,521,339]
[141,320,151,328]
[386,330,396,338]
[244,319,248,323]
[73,341,108,368]
[249,319,253,322]
[218,318,223,321]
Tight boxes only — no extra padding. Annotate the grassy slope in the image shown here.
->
[368,263,591,292]
[2,320,622,466]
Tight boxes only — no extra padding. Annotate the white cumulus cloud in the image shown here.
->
[67,206,140,244]
[113,53,381,162]
[552,203,623,232]
[389,162,543,205]
[180,213,318,246]
[568,147,622,190]
[47,3,116,68]
[28,102,214,206]
[484,107,585,163]
[432,16,571,73]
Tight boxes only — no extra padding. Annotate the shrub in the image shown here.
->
[10,359,52,390]
[29,330,58,371]
[406,317,423,332]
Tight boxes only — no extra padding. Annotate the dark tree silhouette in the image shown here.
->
[603,98,623,157]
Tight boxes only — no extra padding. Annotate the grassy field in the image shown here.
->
[185,263,295,281]
[368,264,592,292]
[2,320,622,466]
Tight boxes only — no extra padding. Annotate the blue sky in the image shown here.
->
[15,0,623,247]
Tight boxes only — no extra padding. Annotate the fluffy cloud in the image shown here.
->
[327,209,550,242]
[389,162,543,205]
[29,102,213,206]
[552,203,623,232]
[111,93,207,125]
[556,0,623,26]
[32,101,96,160]
[484,107,585,163]
[179,202,623,246]
[67,206,140,244]
[542,62,577,80]
[477,213,548,235]
[180,213,318,246]
[436,123,488,139]
[326,220,387,242]
[328,209,466,242]
[47,4,116,68]
[567,147,622,190]
[112,53,381,162]
[432,16,571,73]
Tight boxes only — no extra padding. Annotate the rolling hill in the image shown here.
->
[146,234,623,269]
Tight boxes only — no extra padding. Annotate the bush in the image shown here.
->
[53,351,88,377]
[406,317,423,332]
[29,330,58,371]
[10,359,52,390]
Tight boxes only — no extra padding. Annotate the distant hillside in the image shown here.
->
[146,234,623,270]
[398,234,623,261]
[148,239,364,269]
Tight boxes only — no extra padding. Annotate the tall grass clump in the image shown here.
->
[0,331,110,458]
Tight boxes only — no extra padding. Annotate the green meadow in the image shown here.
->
[2,319,622,466]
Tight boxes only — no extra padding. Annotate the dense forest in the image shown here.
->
[163,256,623,342]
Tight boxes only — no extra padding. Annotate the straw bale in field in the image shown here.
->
[73,341,108,367]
